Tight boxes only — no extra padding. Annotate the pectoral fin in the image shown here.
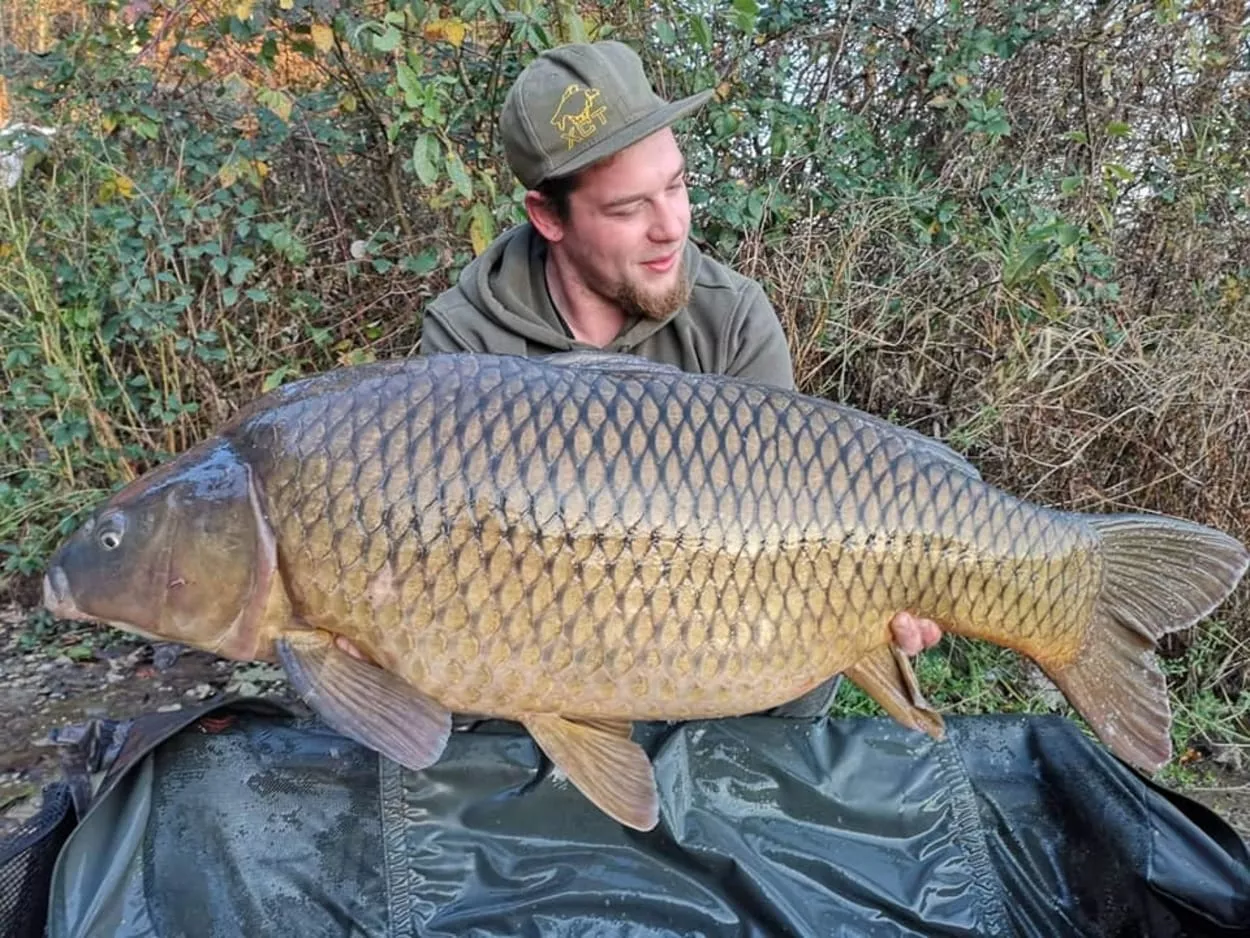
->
[845,644,945,740]
[522,714,659,832]
[275,630,451,771]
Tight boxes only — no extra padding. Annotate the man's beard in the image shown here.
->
[612,257,692,321]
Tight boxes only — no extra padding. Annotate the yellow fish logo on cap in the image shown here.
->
[551,84,607,149]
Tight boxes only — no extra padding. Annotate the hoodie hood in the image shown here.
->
[456,223,698,353]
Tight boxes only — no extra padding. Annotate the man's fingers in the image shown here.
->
[890,611,944,657]
[920,619,943,650]
[891,611,923,656]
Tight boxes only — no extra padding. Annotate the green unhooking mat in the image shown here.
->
[5,700,1249,937]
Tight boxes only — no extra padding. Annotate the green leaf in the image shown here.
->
[1060,175,1084,196]
[656,20,676,45]
[401,248,439,275]
[985,115,1011,138]
[689,14,712,50]
[222,287,240,307]
[745,190,766,227]
[561,8,588,43]
[211,256,229,276]
[1053,223,1081,248]
[229,256,256,285]
[373,24,401,52]
[1004,243,1052,287]
[732,0,759,32]
[397,63,421,106]
[131,117,160,141]
[445,151,472,199]
[64,644,95,662]
[1105,162,1135,182]
[262,365,296,393]
[1105,121,1131,138]
[412,134,440,186]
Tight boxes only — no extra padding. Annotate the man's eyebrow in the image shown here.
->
[600,162,687,210]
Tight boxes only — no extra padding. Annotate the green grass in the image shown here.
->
[832,623,1250,788]
[833,636,1064,720]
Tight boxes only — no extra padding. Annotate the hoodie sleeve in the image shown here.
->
[727,283,796,391]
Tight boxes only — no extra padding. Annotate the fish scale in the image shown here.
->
[43,351,1249,831]
[234,355,1085,718]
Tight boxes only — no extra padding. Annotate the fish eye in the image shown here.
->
[97,516,126,551]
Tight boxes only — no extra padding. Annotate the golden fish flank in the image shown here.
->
[41,351,1250,833]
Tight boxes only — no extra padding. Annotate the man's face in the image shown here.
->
[543,128,693,320]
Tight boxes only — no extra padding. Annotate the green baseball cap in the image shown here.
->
[500,40,714,190]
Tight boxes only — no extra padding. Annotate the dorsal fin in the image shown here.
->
[541,350,685,378]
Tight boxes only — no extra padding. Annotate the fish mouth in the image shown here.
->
[42,564,166,642]
[42,565,85,621]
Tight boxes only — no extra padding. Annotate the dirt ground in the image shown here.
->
[2,602,1248,845]
[0,602,297,838]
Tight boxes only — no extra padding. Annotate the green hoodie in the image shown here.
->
[419,223,796,390]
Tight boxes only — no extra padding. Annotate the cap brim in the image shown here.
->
[545,89,715,184]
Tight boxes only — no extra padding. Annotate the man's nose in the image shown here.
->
[651,195,686,242]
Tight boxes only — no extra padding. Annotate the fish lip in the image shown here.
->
[42,566,83,621]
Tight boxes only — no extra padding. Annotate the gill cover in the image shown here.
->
[44,438,272,658]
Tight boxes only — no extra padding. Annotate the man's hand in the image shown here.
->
[890,611,943,657]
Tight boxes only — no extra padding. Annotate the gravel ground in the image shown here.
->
[0,602,295,838]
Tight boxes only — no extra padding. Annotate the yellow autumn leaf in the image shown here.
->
[272,94,293,123]
[424,18,466,48]
[469,221,488,256]
[279,0,294,8]
[96,173,135,203]
[311,23,334,51]
[100,113,118,134]
[258,88,294,123]
[469,205,493,257]
[234,0,255,20]
[219,159,269,188]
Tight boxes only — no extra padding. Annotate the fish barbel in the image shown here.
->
[42,352,1249,830]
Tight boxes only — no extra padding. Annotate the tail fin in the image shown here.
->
[1043,515,1248,773]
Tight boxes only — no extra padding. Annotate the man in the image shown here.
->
[416,40,941,717]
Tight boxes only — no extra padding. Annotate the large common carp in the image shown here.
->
[42,352,1249,830]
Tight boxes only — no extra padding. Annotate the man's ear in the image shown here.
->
[525,191,565,243]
